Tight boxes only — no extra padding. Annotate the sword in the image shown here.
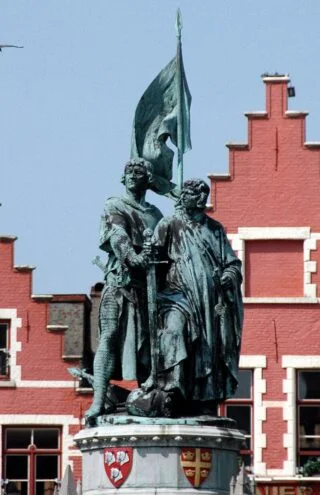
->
[143,229,159,386]
[142,229,168,387]
[213,267,226,316]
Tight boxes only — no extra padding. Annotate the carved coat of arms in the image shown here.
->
[180,447,212,488]
[104,447,133,488]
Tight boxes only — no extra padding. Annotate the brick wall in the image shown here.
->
[245,240,304,297]
[0,236,92,483]
[209,75,320,476]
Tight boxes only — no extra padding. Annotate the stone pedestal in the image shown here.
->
[74,416,245,495]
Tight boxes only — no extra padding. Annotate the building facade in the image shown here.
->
[0,235,93,494]
[211,75,320,494]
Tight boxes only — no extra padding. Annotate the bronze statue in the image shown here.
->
[83,14,244,420]
[153,179,243,414]
[84,159,162,422]
[126,179,243,417]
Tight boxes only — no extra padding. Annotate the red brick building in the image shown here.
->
[0,235,94,493]
[211,75,320,494]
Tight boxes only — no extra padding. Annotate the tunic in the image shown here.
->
[154,209,243,401]
[99,195,162,382]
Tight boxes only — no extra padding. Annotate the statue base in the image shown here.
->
[74,415,245,494]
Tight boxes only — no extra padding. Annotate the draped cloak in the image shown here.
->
[154,211,243,401]
[99,196,162,382]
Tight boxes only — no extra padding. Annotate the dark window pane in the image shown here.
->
[0,324,7,348]
[0,350,8,375]
[6,455,28,479]
[241,436,251,451]
[299,372,320,399]
[36,455,58,479]
[227,405,251,434]
[6,429,32,449]
[233,370,252,399]
[299,439,320,450]
[299,406,320,439]
[34,429,59,449]
[7,481,28,495]
[36,481,55,495]
[240,454,252,467]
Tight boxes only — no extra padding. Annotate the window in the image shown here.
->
[0,322,10,378]
[3,427,61,495]
[219,370,253,467]
[297,370,320,469]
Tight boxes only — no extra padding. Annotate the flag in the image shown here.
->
[131,51,191,195]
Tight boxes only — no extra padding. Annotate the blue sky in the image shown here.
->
[1,1,320,294]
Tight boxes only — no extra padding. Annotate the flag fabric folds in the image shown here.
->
[131,53,191,195]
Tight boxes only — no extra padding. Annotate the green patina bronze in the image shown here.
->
[83,12,243,425]
[154,180,243,405]
[126,179,243,418]
[84,158,163,423]
[84,172,243,423]
[131,9,191,196]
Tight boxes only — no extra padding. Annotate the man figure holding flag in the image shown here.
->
[85,159,162,423]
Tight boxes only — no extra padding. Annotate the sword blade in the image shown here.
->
[146,261,158,384]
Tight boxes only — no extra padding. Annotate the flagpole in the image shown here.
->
[176,9,184,191]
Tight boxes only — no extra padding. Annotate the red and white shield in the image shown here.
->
[104,447,133,488]
[180,447,212,488]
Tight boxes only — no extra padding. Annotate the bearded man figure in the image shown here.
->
[151,178,243,415]
[85,159,163,422]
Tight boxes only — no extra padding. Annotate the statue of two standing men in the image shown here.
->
[85,159,243,422]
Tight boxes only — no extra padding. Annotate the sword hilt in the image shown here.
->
[143,228,155,261]
[143,229,169,266]
[143,228,154,245]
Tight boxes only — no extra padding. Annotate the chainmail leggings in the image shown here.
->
[91,291,120,410]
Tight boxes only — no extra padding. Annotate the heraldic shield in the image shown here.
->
[180,447,212,488]
[104,447,133,488]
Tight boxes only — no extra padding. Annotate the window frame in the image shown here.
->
[3,426,62,495]
[0,321,11,379]
[219,369,253,468]
[297,370,320,469]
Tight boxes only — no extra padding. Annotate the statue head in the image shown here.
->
[178,178,210,212]
[121,158,153,193]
